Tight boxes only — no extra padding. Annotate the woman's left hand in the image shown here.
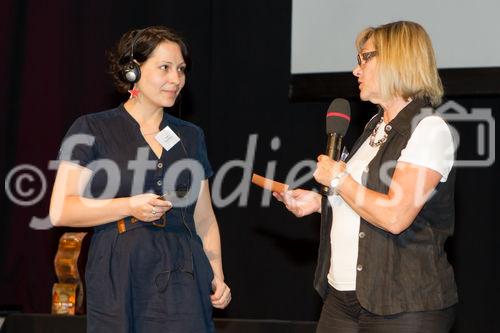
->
[313,154,346,187]
[211,275,231,309]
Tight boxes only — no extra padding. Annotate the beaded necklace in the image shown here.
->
[368,117,388,147]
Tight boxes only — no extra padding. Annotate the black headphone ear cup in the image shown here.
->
[123,61,141,84]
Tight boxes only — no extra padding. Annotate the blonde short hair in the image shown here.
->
[356,21,443,106]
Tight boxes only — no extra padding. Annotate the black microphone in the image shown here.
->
[322,98,351,195]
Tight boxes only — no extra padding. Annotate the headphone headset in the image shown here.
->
[123,28,147,84]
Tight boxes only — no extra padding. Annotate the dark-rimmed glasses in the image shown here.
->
[357,51,378,66]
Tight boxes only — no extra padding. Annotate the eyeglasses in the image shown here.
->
[357,51,378,66]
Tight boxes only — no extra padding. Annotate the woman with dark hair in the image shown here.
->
[50,26,230,332]
[274,21,457,332]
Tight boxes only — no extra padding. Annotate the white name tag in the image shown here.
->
[155,126,180,151]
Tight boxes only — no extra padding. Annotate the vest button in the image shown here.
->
[385,124,392,131]
[157,162,163,168]
[356,264,363,271]
[359,232,366,239]
[157,180,163,186]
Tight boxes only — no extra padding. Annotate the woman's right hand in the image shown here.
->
[273,189,322,217]
[129,193,173,222]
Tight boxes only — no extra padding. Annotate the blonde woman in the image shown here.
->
[275,21,457,332]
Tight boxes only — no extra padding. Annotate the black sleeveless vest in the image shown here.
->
[314,99,458,315]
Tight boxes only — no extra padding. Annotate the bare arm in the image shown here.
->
[49,161,171,227]
[314,155,442,234]
[194,179,230,308]
[194,180,224,278]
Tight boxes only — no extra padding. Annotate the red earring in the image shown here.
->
[128,86,140,98]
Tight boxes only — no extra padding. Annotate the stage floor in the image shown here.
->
[4,314,317,333]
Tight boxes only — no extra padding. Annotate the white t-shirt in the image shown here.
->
[327,116,455,291]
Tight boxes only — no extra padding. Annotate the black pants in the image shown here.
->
[316,287,456,333]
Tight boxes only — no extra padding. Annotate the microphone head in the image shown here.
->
[326,98,351,136]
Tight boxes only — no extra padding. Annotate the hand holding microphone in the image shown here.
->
[313,155,347,189]
[316,98,350,195]
[272,98,351,217]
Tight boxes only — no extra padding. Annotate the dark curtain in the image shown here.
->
[0,1,497,332]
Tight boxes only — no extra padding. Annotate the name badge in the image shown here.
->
[155,126,180,151]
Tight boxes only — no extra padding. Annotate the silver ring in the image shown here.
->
[152,207,157,215]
